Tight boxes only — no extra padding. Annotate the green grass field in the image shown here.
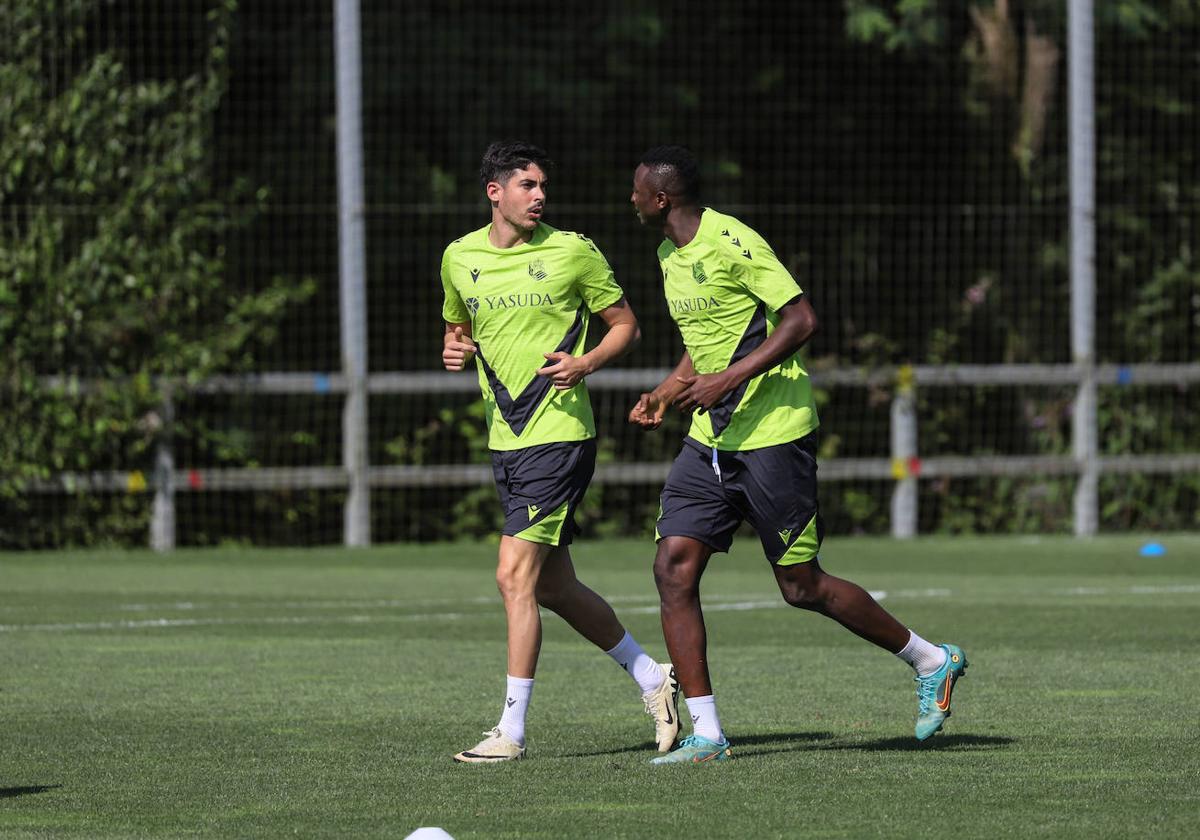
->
[3,535,1199,838]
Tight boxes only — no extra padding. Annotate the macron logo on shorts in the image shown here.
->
[527,504,541,521]
[778,528,792,545]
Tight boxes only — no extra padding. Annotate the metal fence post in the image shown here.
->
[1069,0,1098,536]
[150,390,176,551]
[890,365,918,538]
[334,0,370,546]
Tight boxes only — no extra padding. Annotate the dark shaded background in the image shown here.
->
[7,1,1198,545]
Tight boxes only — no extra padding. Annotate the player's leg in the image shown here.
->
[521,438,674,689]
[744,435,908,647]
[650,535,731,764]
[453,535,549,764]
[534,546,623,649]
[535,546,681,751]
[491,439,594,677]
[461,439,678,758]
[526,435,678,750]
[773,557,967,739]
[773,556,908,649]
[456,444,560,763]
[749,433,967,740]
[652,535,715,698]
[649,441,739,764]
[498,535,553,678]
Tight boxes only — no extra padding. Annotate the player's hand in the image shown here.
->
[673,372,735,414]
[628,391,666,430]
[442,327,476,372]
[536,351,591,390]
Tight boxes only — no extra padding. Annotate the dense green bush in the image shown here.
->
[0,0,312,547]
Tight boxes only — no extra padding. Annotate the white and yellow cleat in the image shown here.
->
[642,663,681,752]
[453,727,526,763]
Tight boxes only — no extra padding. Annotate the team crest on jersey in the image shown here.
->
[465,297,480,315]
[528,259,548,281]
[692,261,708,284]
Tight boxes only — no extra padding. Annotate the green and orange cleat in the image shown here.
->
[650,734,732,764]
[914,643,968,740]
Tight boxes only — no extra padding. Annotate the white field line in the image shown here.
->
[1063,584,1200,596]
[3,584,1196,635]
[0,590,908,634]
[110,582,1182,612]
[0,614,468,633]
[115,596,505,611]
[112,589,956,613]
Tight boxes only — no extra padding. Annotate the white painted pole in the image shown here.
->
[334,0,370,546]
[890,366,918,538]
[150,391,175,551]
[1069,0,1098,536]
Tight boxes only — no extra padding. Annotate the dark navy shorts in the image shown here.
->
[491,439,596,546]
[655,432,824,565]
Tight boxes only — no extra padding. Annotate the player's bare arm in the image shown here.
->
[537,296,640,391]
[674,295,818,413]
[442,321,476,372]
[628,351,696,430]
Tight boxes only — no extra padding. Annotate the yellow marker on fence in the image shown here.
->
[127,470,147,493]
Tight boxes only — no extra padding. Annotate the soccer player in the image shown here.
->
[627,145,968,764]
[441,140,680,763]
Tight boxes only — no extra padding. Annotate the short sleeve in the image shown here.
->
[571,237,624,313]
[440,250,470,323]
[735,231,803,312]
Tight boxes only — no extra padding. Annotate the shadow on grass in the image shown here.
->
[560,731,837,758]
[0,785,61,798]
[732,731,839,757]
[817,734,1015,752]
[558,732,1011,759]
[559,740,673,758]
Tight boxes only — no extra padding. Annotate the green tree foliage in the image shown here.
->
[4,2,1194,544]
[0,0,313,546]
[845,0,1199,531]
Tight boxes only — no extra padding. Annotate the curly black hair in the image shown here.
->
[479,140,553,189]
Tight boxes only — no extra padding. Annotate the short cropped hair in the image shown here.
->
[639,145,701,204]
[479,140,553,189]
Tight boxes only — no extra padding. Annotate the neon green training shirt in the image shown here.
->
[441,222,624,451]
[657,208,819,451]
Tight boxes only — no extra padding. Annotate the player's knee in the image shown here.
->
[777,568,826,610]
[495,565,536,602]
[653,568,676,601]
[653,553,696,600]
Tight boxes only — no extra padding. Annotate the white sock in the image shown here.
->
[684,694,723,742]
[605,631,664,694]
[497,675,534,746]
[896,631,947,676]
